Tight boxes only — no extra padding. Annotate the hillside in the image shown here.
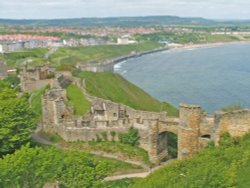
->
[131,133,250,188]
[2,16,250,27]
[0,16,215,27]
[75,71,179,116]
[49,42,162,70]
[0,48,49,67]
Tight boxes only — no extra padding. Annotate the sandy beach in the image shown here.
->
[168,40,250,51]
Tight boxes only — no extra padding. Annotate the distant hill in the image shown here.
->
[0,16,216,27]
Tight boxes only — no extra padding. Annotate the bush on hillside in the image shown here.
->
[119,127,140,146]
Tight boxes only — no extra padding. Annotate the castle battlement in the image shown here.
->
[41,80,250,164]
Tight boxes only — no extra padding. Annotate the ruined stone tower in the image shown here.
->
[178,104,202,159]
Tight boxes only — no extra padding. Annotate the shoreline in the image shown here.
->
[116,40,250,65]
[79,40,250,72]
[168,40,250,51]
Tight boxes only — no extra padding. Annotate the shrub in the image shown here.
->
[219,132,240,147]
[111,131,116,141]
[221,104,243,113]
[119,127,140,146]
[101,132,108,141]
[96,134,102,142]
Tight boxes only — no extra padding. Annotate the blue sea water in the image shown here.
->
[114,43,250,113]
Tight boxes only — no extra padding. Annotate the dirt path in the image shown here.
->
[32,131,149,170]
[104,159,176,181]
[44,47,58,59]
[32,130,176,181]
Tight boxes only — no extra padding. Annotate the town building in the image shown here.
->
[117,35,137,45]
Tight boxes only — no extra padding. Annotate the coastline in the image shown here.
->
[79,40,250,72]
[115,40,250,65]
[168,40,250,51]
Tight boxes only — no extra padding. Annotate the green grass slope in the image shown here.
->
[1,48,48,67]
[131,133,250,188]
[75,72,178,116]
[66,84,91,116]
[49,42,162,68]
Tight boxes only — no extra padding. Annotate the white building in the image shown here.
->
[117,35,137,45]
[0,44,3,53]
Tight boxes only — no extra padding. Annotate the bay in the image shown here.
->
[114,43,250,113]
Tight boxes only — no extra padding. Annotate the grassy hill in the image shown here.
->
[131,133,250,188]
[0,48,48,67]
[49,42,162,70]
[0,16,215,27]
[75,71,179,117]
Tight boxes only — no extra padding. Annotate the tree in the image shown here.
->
[0,88,36,156]
[0,145,64,188]
[0,145,112,188]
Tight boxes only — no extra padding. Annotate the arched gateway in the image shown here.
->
[42,81,250,164]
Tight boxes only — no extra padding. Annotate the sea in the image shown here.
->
[114,43,250,113]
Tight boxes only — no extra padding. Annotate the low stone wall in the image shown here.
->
[214,109,250,144]
[21,79,51,92]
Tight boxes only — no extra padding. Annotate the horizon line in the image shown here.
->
[0,15,250,22]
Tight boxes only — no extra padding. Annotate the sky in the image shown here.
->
[1,0,250,20]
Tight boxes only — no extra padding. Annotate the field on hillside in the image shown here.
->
[49,42,162,69]
[131,133,250,188]
[0,48,49,67]
[75,71,179,116]
[0,42,161,70]
[135,32,243,44]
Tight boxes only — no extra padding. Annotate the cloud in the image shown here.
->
[0,0,250,19]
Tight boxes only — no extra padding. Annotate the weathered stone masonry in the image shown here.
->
[42,78,250,164]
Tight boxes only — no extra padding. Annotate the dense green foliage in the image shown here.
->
[75,72,179,116]
[0,75,20,89]
[66,84,91,115]
[0,145,139,188]
[131,133,250,188]
[1,48,48,66]
[119,127,140,146]
[237,159,250,187]
[135,32,242,44]
[166,132,178,159]
[0,88,36,156]
[49,42,162,67]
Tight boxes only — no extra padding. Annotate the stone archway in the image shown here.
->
[157,131,178,162]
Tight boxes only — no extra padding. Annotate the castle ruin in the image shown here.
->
[42,76,250,164]
[20,64,54,92]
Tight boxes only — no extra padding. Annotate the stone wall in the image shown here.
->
[21,79,52,92]
[42,86,164,163]
[20,64,53,92]
[41,79,250,164]
[214,110,250,145]
[178,104,203,160]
